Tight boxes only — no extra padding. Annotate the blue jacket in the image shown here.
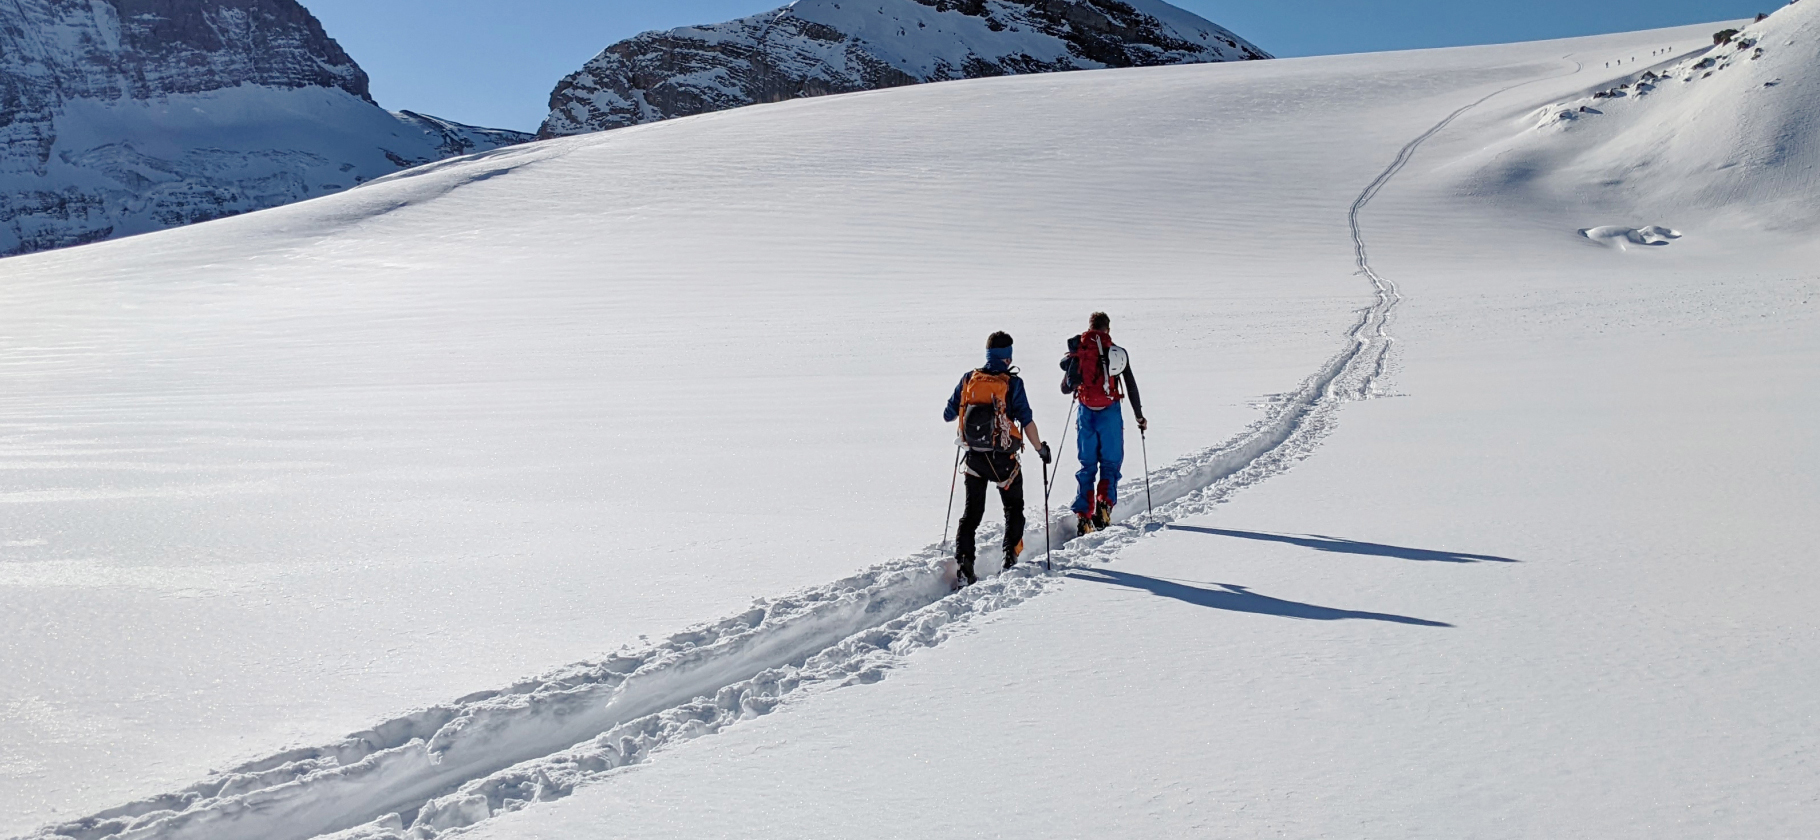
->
[944,358,1034,426]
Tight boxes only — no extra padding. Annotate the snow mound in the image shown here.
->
[1580,224,1683,248]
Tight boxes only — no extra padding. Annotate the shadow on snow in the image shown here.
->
[1067,568,1453,628]
[1166,525,1521,564]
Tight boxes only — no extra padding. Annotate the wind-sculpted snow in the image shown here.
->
[1579,224,1683,248]
[538,0,1268,137]
[0,0,530,257]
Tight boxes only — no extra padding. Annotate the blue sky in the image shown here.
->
[301,0,1770,131]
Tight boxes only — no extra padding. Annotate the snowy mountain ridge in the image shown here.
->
[539,0,1268,137]
[0,0,530,257]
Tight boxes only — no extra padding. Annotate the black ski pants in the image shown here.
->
[957,451,1025,569]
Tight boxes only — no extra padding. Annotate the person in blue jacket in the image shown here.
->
[944,331,1050,585]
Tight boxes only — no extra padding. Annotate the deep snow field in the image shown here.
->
[3,6,1818,839]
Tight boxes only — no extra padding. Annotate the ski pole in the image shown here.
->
[1048,394,1070,563]
[1049,397,1078,505]
[942,445,962,552]
[1041,459,1052,571]
[1140,426,1154,522]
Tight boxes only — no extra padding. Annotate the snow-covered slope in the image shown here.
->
[1471,2,1820,233]
[0,0,530,257]
[538,0,1267,137]
[4,9,1818,840]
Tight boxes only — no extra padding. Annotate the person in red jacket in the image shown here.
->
[1060,312,1146,535]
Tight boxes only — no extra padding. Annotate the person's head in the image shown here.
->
[986,331,1014,365]
[1089,312,1111,331]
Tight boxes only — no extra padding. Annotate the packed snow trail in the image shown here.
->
[18,69,1577,840]
[1338,57,1584,391]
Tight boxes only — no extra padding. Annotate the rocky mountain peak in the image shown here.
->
[539,0,1269,138]
[3,0,371,104]
[1,0,527,258]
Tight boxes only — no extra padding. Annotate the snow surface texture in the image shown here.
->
[0,0,530,257]
[5,8,1820,840]
[7,175,1398,840]
[537,0,1268,137]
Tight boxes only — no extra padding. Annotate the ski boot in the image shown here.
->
[1075,512,1095,537]
[954,556,978,590]
[1003,538,1024,571]
[1092,481,1114,530]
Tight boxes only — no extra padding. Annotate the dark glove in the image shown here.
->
[1038,442,1053,465]
[1137,416,1149,433]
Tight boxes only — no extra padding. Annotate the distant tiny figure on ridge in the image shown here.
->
[1061,312,1146,536]
[943,331,1050,587]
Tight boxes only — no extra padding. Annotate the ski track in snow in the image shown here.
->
[17,67,1578,840]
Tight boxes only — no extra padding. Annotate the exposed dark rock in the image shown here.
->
[540,0,1269,138]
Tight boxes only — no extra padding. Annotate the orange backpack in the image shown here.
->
[957,370,1023,453]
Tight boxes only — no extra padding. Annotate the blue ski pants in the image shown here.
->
[1072,403,1124,515]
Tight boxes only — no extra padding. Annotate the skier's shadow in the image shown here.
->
[1068,568,1452,627]
[1166,525,1520,564]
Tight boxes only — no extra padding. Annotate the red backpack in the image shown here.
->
[1071,330,1125,410]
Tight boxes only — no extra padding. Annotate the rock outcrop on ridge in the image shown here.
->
[539,0,1269,138]
[1,0,530,257]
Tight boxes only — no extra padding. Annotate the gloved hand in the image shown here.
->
[1038,442,1053,465]
[1137,416,1149,433]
